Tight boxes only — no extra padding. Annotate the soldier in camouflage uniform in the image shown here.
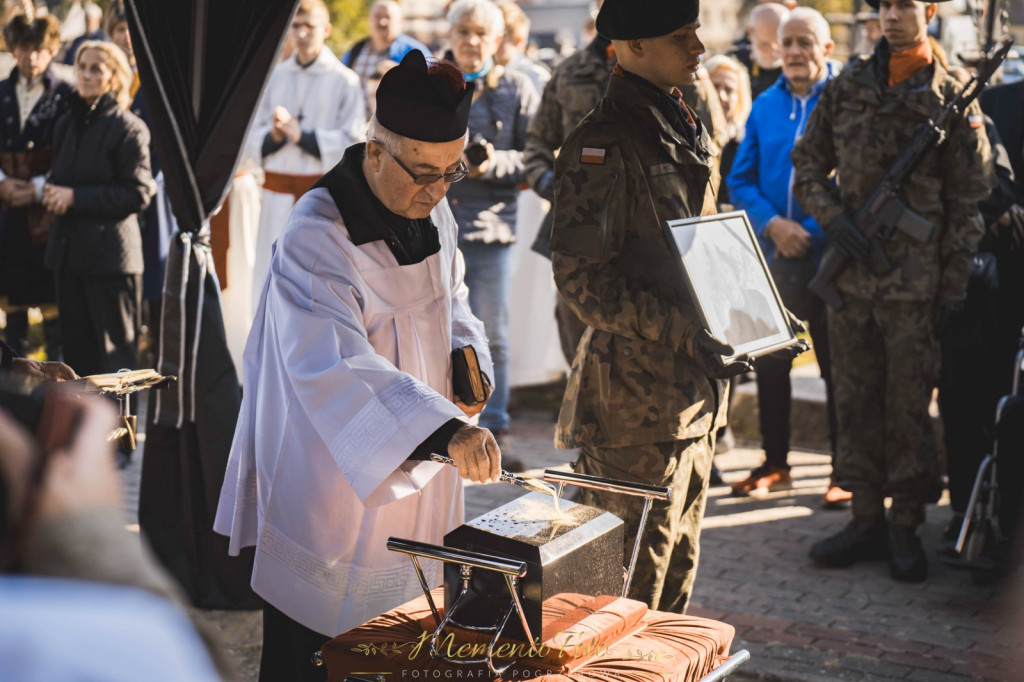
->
[550,0,751,613]
[525,34,727,366]
[791,0,992,582]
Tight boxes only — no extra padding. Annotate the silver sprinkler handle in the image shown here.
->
[429,453,557,495]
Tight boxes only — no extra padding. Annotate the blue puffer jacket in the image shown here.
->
[726,62,838,264]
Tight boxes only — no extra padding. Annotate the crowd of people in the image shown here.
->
[2,0,1023,679]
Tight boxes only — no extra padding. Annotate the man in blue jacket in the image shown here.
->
[726,7,849,506]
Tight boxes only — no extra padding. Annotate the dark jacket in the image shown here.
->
[980,79,1024,197]
[445,63,538,245]
[44,92,156,275]
[0,66,73,304]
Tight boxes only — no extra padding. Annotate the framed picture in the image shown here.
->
[665,210,799,362]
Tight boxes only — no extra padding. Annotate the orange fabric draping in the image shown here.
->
[262,170,321,201]
[209,192,231,290]
[322,588,735,682]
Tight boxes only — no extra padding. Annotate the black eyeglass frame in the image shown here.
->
[372,140,468,185]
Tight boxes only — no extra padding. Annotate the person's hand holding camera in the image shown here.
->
[464,138,493,179]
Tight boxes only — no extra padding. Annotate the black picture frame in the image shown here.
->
[665,210,800,361]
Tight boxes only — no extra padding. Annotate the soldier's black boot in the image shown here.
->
[888,525,927,582]
[809,516,888,567]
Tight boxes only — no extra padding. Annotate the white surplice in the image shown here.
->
[214,185,492,637]
[218,160,262,383]
[247,49,367,310]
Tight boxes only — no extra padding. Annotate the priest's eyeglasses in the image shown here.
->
[373,141,468,185]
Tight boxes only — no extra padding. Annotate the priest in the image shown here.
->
[215,51,502,681]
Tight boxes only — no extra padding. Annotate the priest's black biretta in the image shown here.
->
[596,0,700,40]
[375,51,475,143]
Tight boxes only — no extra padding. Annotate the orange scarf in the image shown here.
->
[888,40,932,87]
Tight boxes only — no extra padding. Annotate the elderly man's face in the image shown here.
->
[370,3,401,46]
[749,19,782,69]
[780,18,832,94]
[450,14,502,74]
[367,136,468,219]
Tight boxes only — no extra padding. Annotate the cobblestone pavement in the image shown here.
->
[123,394,1021,681]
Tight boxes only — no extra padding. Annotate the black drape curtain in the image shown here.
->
[124,0,299,609]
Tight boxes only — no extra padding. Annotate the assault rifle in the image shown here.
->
[808,36,1014,310]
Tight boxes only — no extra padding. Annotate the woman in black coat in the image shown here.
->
[42,41,155,377]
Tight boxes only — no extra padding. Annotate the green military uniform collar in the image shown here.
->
[605,68,709,163]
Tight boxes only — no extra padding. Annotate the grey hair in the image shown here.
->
[447,0,505,37]
[779,7,832,46]
[371,0,402,16]
[365,116,470,156]
[365,116,402,156]
[748,2,788,29]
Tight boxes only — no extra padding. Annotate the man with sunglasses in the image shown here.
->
[216,51,501,681]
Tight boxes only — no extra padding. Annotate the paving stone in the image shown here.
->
[837,654,915,679]
[906,669,974,682]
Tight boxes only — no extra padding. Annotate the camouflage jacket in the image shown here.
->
[524,40,728,200]
[523,38,612,197]
[550,70,726,449]
[791,48,993,302]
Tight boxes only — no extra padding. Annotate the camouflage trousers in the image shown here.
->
[828,297,941,527]
[575,434,713,613]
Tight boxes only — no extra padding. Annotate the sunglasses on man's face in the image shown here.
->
[373,141,468,185]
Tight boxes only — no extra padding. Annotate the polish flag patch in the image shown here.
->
[580,147,607,164]
[968,114,983,128]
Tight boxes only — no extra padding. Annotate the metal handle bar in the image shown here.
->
[386,537,526,577]
[542,469,672,501]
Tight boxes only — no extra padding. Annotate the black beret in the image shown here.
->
[375,51,475,143]
[864,0,953,9]
[596,0,700,40]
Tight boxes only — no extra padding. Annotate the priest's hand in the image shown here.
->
[447,423,501,484]
[454,376,492,418]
